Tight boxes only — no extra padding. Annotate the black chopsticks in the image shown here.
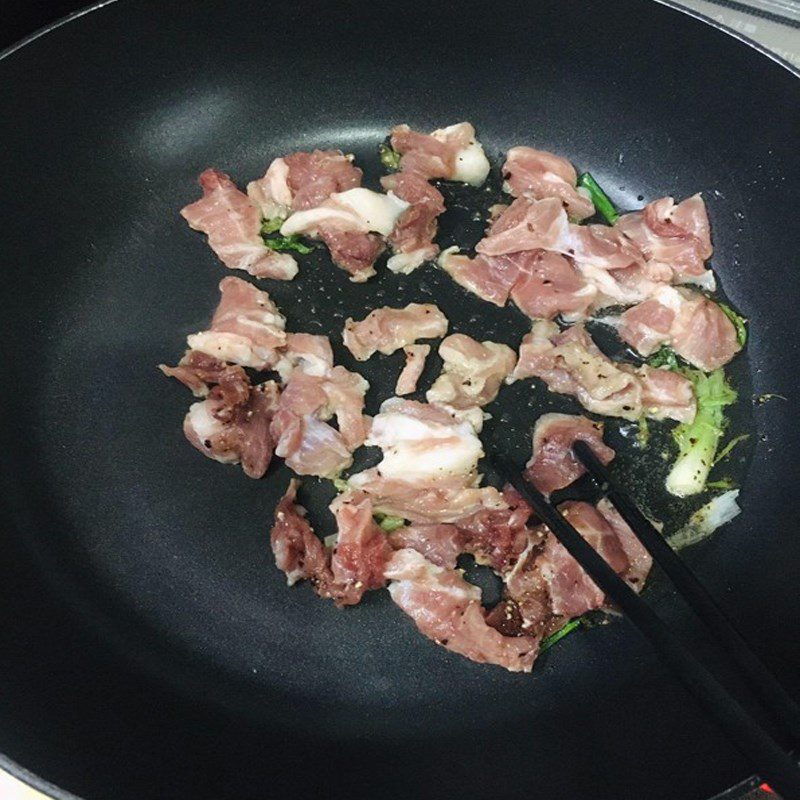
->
[492,450,800,800]
[573,439,800,748]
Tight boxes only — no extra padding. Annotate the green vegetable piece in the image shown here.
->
[719,303,748,347]
[540,618,584,653]
[713,433,749,466]
[706,478,736,490]
[379,143,402,170]
[260,217,284,235]
[665,368,737,498]
[378,515,406,533]
[332,478,349,493]
[636,417,650,447]
[646,346,680,371]
[264,235,314,254]
[577,172,619,225]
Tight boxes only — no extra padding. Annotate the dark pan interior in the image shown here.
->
[1,1,799,798]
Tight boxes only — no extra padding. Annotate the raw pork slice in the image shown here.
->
[510,321,695,422]
[502,146,594,221]
[568,224,645,272]
[388,485,535,573]
[280,187,407,282]
[343,303,448,361]
[509,251,596,321]
[504,499,654,632]
[283,149,362,211]
[510,321,642,420]
[274,333,334,382]
[246,157,293,220]
[426,334,516,409]
[438,248,527,307]
[186,276,287,370]
[396,344,430,395]
[388,524,467,569]
[476,197,572,257]
[270,482,391,606]
[271,479,332,586]
[159,350,247,399]
[596,498,652,589]
[385,549,539,672]
[328,492,392,605]
[526,413,615,494]
[349,399,504,522]
[184,379,280,478]
[270,365,369,477]
[616,194,714,287]
[181,168,298,279]
[619,286,741,371]
[389,122,491,185]
[381,171,446,273]
[457,485,536,572]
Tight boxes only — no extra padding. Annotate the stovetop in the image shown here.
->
[671,0,800,69]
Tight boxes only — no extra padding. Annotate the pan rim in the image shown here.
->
[654,0,800,77]
[0,2,796,800]
[0,753,81,800]
[0,0,118,63]
[0,0,799,81]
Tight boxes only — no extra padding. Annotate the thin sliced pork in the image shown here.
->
[180,168,298,279]
[246,157,293,220]
[426,334,516,409]
[388,524,467,569]
[283,149,363,211]
[271,479,332,587]
[510,321,695,422]
[343,303,448,361]
[510,251,596,321]
[439,246,595,320]
[280,187,406,282]
[328,492,392,605]
[381,171,446,273]
[317,229,386,282]
[184,379,279,479]
[389,122,490,185]
[186,276,287,370]
[396,344,430,395]
[596,498,652,589]
[526,413,615,494]
[349,399,504,522]
[437,248,526,307]
[270,362,369,477]
[159,350,247,399]
[510,321,642,420]
[619,286,741,371]
[502,146,594,221]
[457,485,536,573]
[388,485,535,573]
[274,333,334,382]
[476,197,572,257]
[616,194,714,287]
[504,499,654,632]
[569,224,645,272]
[271,411,352,477]
[271,482,391,606]
[637,365,697,422]
[385,549,539,672]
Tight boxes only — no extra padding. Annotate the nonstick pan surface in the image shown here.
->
[1,1,799,798]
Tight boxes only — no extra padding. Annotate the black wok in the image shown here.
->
[1,1,798,798]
